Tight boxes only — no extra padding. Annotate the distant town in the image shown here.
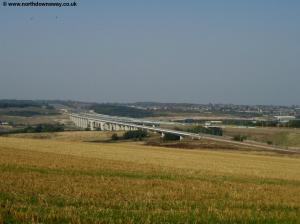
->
[129,102,300,118]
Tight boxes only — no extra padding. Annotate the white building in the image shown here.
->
[274,116,296,123]
[204,121,222,127]
[0,121,9,126]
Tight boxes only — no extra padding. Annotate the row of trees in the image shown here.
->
[224,119,300,128]
[288,120,300,128]
[111,130,182,141]
[23,124,65,133]
[0,100,47,108]
[0,123,64,135]
[89,104,154,118]
[181,126,223,136]
[1,110,59,117]
[111,130,148,141]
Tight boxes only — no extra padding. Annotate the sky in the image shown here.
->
[0,0,300,105]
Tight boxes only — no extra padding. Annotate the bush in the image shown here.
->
[26,123,64,133]
[184,125,223,136]
[111,133,119,141]
[163,133,180,141]
[288,120,300,128]
[232,135,247,142]
[123,130,147,140]
[209,127,223,136]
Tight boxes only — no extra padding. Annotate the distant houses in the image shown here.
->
[204,121,223,128]
[0,121,9,126]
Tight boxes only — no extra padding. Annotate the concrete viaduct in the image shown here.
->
[70,113,196,140]
[69,113,300,154]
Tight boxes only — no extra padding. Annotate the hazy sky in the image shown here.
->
[1,0,300,105]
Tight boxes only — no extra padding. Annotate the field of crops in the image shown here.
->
[0,136,300,223]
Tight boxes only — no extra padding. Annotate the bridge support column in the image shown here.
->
[89,121,94,131]
[100,122,105,131]
[79,118,83,128]
[82,119,84,128]
[95,122,100,130]
[81,119,84,129]
[109,124,114,131]
[83,119,87,129]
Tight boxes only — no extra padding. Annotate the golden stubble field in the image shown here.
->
[0,134,300,223]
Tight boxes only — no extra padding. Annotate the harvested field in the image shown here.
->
[0,136,299,223]
[7,131,124,142]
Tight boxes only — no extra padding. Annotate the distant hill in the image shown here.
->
[89,104,154,118]
[0,100,46,108]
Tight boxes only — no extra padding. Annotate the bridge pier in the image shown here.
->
[116,124,121,131]
[100,122,105,131]
[102,123,106,131]
[70,116,90,130]
[96,122,101,130]
[89,120,95,131]
[83,119,87,129]
[105,123,110,131]
[80,118,83,128]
